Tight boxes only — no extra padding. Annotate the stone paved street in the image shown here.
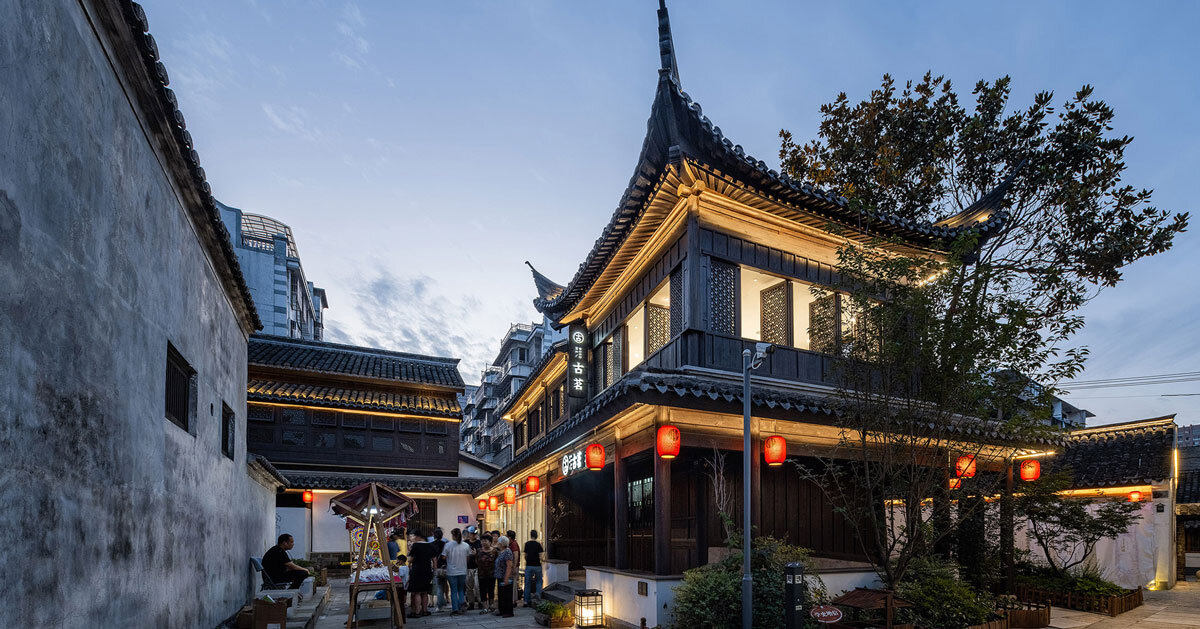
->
[314,580,542,629]
[1049,581,1200,628]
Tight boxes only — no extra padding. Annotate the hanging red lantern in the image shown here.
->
[948,478,962,490]
[488,496,499,511]
[504,486,516,505]
[526,475,540,493]
[477,499,488,511]
[764,435,787,466]
[657,425,681,459]
[586,443,605,470]
[955,455,977,479]
[1019,459,1041,482]
[1128,490,1143,503]
[301,490,314,504]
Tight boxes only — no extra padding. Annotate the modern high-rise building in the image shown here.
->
[218,202,328,340]
[460,319,564,465]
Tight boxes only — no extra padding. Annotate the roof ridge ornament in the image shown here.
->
[657,0,680,84]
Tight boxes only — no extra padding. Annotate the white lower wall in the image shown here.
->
[585,567,681,628]
[1016,499,1174,589]
[309,491,479,554]
[276,507,311,560]
[820,570,881,596]
[544,559,571,586]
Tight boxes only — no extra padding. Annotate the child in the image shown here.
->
[374,554,409,600]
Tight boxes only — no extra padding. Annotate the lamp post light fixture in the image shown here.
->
[742,342,772,629]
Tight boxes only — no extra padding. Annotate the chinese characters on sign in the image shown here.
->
[568,323,589,399]
[561,450,585,476]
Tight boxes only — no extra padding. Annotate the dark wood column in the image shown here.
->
[683,212,707,332]
[695,459,708,567]
[1001,460,1015,593]
[933,450,954,558]
[654,444,672,575]
[614,438,629,570]
[544,474,555,560]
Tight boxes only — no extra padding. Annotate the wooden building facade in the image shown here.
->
[475,7,1029,614]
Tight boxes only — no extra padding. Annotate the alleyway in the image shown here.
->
[313,579,542,629]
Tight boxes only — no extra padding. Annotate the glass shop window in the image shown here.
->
[740,267,789,345]
[626,305,645,368]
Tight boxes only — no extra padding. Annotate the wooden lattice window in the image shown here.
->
[164,343,196,432]
[312,410,337,426]
[370,416,393,431]
[514,420,526,450]
[398,419,423,433]
[341,414,367,429]
[220,403,235,460]
[281,408,306,425]
[809,294,839,355]
[760,282,789,346]
[628,477,655,527]
[282,430,306,446]
[343,434,365,449]
[529,409,542,439]
[670,268,684,336]
[315,432,336,449]
[425,419,447,435]
[647,305,670,355]
[709,259,736,335]
[372,436,394,452]
[248,404,276,423]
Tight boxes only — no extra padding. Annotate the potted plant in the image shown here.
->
[534,601,574,628]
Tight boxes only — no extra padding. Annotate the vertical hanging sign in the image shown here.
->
[568,322,589,399]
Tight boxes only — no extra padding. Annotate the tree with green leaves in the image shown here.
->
[780,73,1187,590]
[1015,470,1143,576]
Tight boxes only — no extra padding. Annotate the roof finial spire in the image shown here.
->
[657,0,680,84]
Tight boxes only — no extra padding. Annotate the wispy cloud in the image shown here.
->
[332,2,370,70]
[261,103,320,141]
[168,31,236,113]
[324,270,515,383]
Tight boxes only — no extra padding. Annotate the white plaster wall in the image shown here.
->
[309,492,479,553]
[312,491,350,553]
[585,568,682,628]
[276,507,310,559]
[1016,499,1170,589]
[820,570,882,597]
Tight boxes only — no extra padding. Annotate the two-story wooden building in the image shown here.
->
[244,334,496,561]
[474,3,1032,625]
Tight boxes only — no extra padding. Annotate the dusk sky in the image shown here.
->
[141,1,1200,426]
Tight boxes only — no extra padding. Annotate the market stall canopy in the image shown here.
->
[329,482,418,526]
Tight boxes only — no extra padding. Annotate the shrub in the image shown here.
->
[672,537,823,629]
[895,556,995,629]
[534,601,573,621]
[1016,563,1126,597]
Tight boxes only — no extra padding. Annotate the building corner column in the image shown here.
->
[614,437,629,570]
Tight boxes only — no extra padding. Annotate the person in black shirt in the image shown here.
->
[262,534,310,589]
[523,530,544,605]
[465,527,481,609]
[407,530,437,617]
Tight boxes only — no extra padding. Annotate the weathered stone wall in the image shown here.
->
[0,0,277,626]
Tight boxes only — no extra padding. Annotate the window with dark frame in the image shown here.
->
[164,343,196,432]
[220,403,235,460]
[529,409,542,439]
[514,419,526,450]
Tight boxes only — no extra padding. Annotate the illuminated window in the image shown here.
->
[791,281,817,350]
[626,305,645,368]
[740,267,788,344]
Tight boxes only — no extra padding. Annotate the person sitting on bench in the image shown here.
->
[263,533,310,589]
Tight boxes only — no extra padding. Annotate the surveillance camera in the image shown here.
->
[755,342,774,355]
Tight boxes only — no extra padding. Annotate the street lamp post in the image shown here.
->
[742,343,772,629]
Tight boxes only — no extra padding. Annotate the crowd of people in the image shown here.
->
[263,525,547,620]
[390,525,545,619]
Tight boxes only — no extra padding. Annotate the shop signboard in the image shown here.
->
[567,323,589,399]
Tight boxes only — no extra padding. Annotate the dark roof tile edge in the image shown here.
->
[118,1,261,331]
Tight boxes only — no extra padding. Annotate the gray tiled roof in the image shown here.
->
[115,1,261,330]
[249,335,464,388]
[1179,470,1200,505]
[248,379,461,418]
[280,469,483,494]
[533,3,1011,321]
[1057,416,1176,488]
